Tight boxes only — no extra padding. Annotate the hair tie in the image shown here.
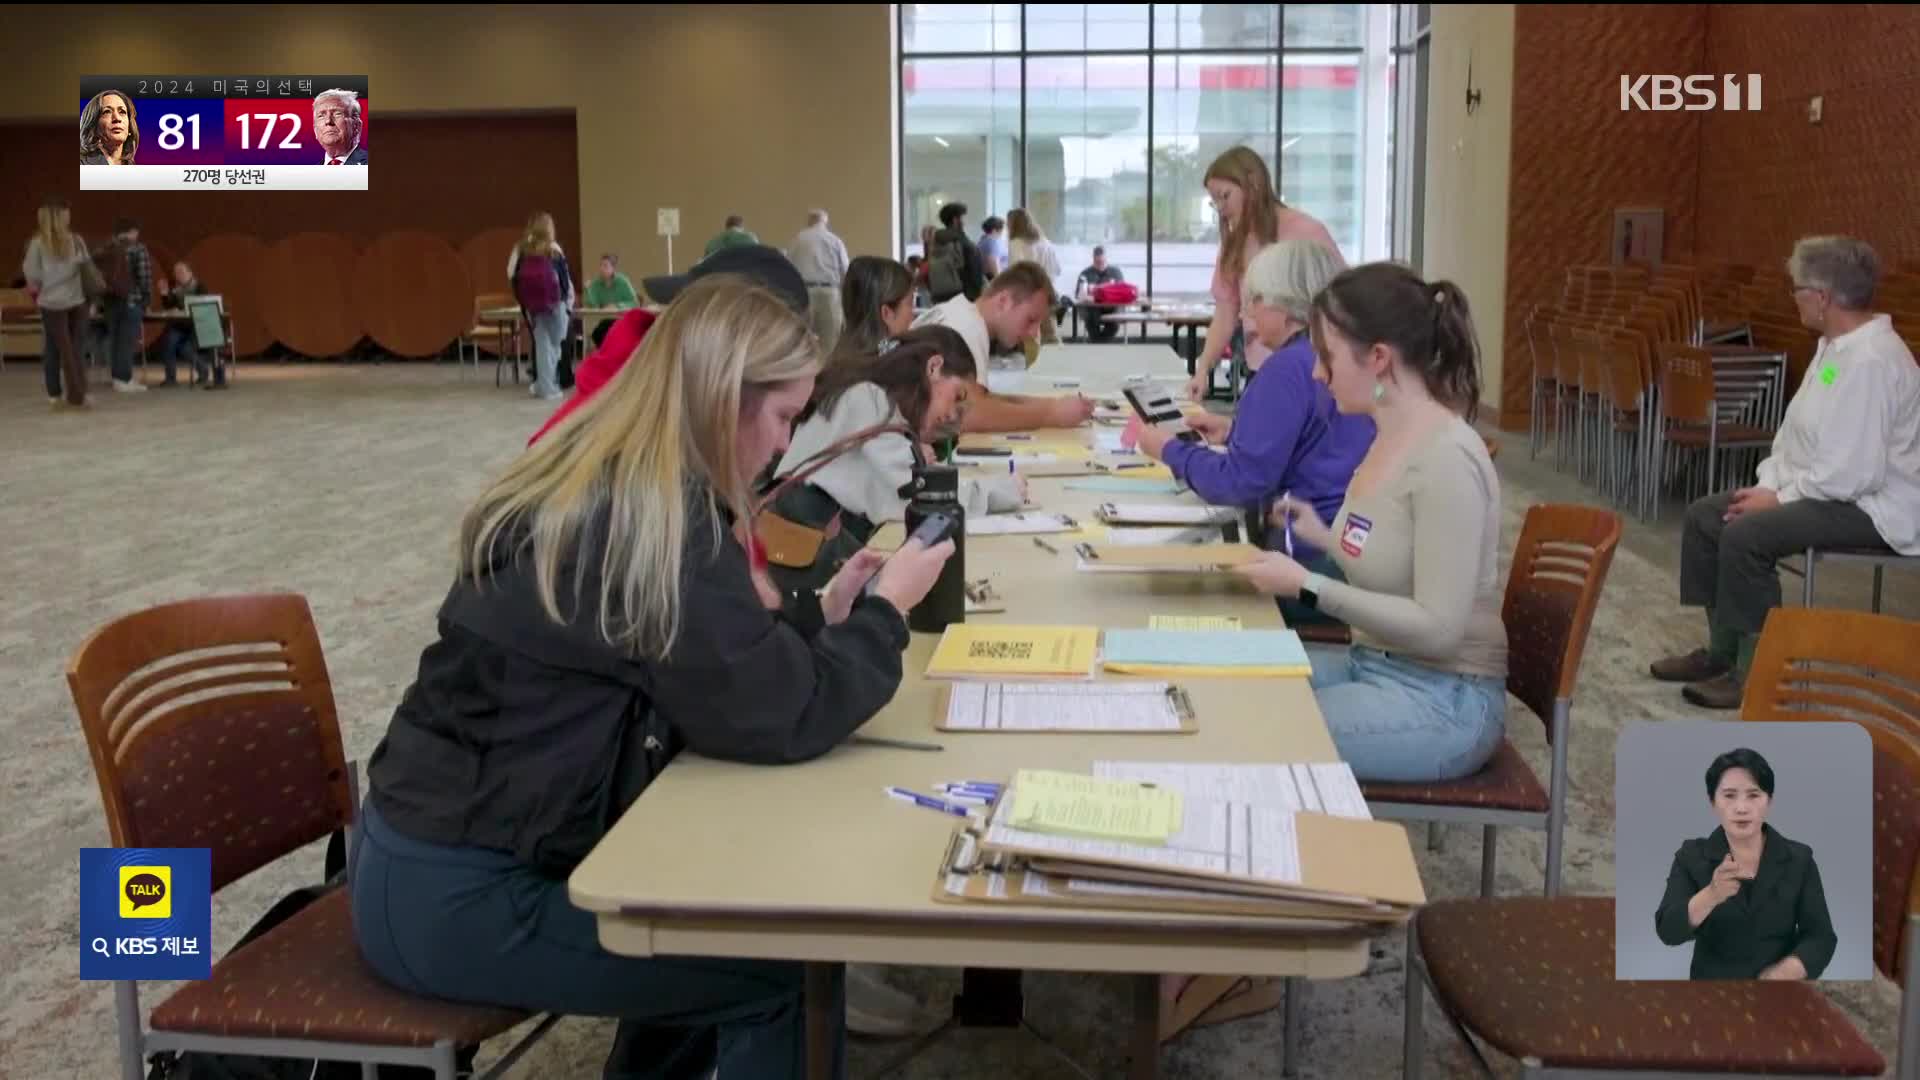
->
[878,338,899,354]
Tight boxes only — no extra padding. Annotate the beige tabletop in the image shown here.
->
[569,341,1400,987]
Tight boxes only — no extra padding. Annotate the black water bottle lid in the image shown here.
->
[912,462,960,501]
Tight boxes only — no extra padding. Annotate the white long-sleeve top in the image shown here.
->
[776,382,1022,523]
[1755,314,1920,555]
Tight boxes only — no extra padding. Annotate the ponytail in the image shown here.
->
[1428,281,1482,422]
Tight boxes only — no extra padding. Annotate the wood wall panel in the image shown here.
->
[261,233,362,358]
[358,231,472,357]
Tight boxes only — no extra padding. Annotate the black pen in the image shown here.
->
[1032,537,1059,554]
[1113,462,1154,470]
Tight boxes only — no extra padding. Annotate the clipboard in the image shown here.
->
[929,828,1388,926]
[930,682,1199,734]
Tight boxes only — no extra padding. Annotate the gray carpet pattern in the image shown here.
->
[0,364,1905,1078]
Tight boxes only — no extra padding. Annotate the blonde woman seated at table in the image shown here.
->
[1234,263,1507,783]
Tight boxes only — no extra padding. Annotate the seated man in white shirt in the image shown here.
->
[912,261,1095,432]
[1651,235,1920,708]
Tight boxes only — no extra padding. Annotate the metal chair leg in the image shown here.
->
[1403,919,1425,1080]
[1873,565,1885,614]
[1803,548,1817,607]
[1479,825,1498,898]
[1282,977,1302,1077]
[1428,822,1445,852]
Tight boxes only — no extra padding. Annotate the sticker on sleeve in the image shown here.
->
[1339,513,1373,558]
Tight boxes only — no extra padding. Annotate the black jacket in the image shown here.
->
[1653,823,1837,979]
[366,493,910,878]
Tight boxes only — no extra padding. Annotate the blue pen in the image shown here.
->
[943,781,1003,793]
[1009,458,1016,476]
[1281,491,1295,557]
[940,783,1002,798]
[884,786,973,818]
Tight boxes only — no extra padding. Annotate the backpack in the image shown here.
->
[1092,281,1138,305]
[102,241,136,300]
[144,831,478,1080]
[513,252,562,316]
[926,233,968,302]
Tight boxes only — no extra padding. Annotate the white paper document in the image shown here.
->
[1092,430,1130,453]
[967,512,1078,537]
[956,451,1059,467]
[1096,503,1239,526]
[944,681,1183,731]
[1092,761,1371,820]
[1102,526,1219,546]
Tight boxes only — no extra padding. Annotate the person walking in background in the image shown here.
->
[507,211,575,402]
[976,215,1007,278]
[22,197,93,408]
[1005,209,1064,344]
[789,209,851,352]
[704,214,759,259]
[96,217,152,394]
[156,260,223,389]
[831,256,918,364]
[1186,146,1345,402]
[925,202,983,304]
[582,253,638,348]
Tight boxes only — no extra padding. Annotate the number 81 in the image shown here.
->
[156,113,201,151]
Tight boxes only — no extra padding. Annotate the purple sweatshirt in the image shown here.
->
[1160,333,1375,561]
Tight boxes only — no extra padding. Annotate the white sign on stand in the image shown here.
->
[657,208,681,273]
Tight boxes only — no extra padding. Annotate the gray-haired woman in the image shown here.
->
[1652,234,1920,708]
[1134,239,1376,623]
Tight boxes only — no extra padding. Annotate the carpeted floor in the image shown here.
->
[0,363,1907,1078]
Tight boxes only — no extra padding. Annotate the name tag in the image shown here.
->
[1339,512,1373,558]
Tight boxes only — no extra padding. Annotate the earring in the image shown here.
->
[1371,380,1387,403]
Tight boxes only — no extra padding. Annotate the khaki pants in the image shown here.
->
[807,286,843,354]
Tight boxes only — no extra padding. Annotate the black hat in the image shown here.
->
[642,245,807,313]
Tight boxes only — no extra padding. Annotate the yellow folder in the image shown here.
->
[924,624,1101,681]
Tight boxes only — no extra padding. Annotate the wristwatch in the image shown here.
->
[1298,572,1327,611]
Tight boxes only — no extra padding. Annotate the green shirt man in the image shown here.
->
[704,215,759,259]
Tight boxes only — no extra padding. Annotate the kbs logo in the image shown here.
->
[1620,74,1762,112]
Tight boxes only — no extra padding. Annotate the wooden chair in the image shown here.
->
[1402,607,1919,1079]
[68,594,556,1080]
[1652,343,1777,512]
[462,292,520,381]
[1363,504,1622,898]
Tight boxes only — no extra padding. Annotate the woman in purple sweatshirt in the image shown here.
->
[1137,239,1374,622]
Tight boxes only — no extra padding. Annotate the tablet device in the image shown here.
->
[1121,382,1201,443]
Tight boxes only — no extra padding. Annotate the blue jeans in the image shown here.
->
[1306,645,1506,782]
[349,801,844,1080]
[105,300,143,382]
[529,307,568,396]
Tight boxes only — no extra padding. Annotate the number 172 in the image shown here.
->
[237,113,303,150]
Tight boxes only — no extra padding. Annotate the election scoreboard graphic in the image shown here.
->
[79,75,369,191]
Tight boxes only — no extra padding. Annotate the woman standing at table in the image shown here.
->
[506,210,574,402]
[1184,146,1345,402]
[351,278,955,1079]
[1136,240,1373,627]
[22,197,93,408]
[1234,263,1507,784]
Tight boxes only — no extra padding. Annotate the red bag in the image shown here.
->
[1092,282,1139,305]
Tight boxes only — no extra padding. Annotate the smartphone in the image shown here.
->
[908,512,957,547]
[1121,383,1201,443]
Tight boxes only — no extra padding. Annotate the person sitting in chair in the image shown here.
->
[1649,235,1920,709]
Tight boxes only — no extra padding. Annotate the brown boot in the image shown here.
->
[1682,672,1744,710]
[1650,648,1730,683]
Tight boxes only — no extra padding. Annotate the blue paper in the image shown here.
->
[1103,629,1311,668]
[1064,477,1186,495]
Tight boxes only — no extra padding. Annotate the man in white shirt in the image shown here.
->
[788,209,850,351]
[912,261,1096,432]
[1652,235,1920,708]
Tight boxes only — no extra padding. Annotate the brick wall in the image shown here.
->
[1697,4,1920,269]
[1502,4,1707,427]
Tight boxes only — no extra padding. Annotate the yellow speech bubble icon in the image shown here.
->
[120,865,171,919]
